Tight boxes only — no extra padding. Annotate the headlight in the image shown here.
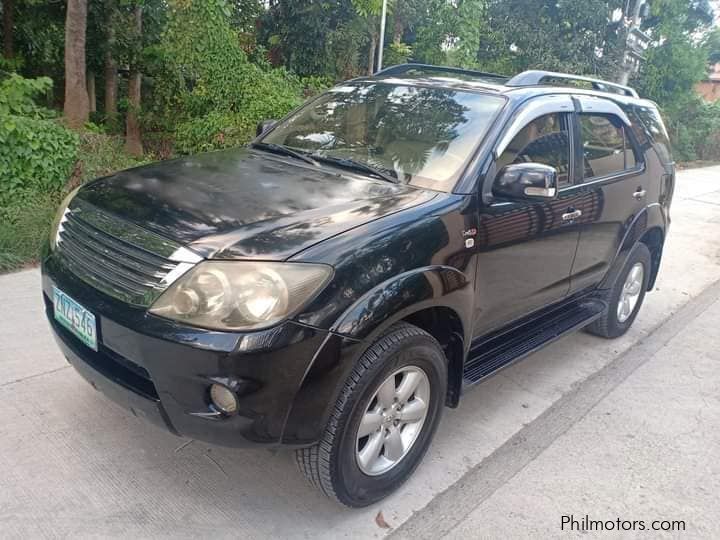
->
[49,186,81,251]
[148,261,332,331]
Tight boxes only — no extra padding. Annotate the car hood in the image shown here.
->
[77,148,438,260]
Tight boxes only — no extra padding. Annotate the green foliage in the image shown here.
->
[633,0,717,164]
[478,0,626,77]
[663,96,720,162]
[75,131,148,182]
[635,40,707,105]
[263,0,361,78]
[0,128,148,273]
[351,0,384,17]
[0,74,54,117]
[10,0,66,85]
[0,75,79,207]
[384,42,412,66]
[148,0,303,154]
[0,190,60,272]
[705,29,720,64]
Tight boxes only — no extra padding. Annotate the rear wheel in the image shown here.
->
[586,243,651,338]
[295,322,447,507]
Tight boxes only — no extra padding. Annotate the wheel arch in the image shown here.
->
[638,226,664,290]
[599,204,666,290]
[330,266,474,408]
[281,266,474,445]
[401,306,465,407]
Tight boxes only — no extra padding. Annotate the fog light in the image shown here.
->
[210,383,238,415]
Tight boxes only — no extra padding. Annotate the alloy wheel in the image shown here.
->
[617,262,644,323]
[356,366,431,476]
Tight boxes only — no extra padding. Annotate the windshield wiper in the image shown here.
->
[251,142,319,166]
[310,154,399,184]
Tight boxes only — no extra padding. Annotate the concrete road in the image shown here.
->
[1,166,719,539]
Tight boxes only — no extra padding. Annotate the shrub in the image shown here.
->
[664,96,720,162]
[0,74,78,206]
[147,0,304,155]
[74,131,148,183]
[0,190,60,272]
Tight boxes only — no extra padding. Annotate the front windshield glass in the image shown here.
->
[260,83,505,192]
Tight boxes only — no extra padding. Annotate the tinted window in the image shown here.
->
[633,105,673,164]
[497,113,571,186]
[262,83,505,192]
[580,114,637,179]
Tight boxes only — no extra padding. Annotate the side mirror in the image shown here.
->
[256,119,278,137]
[493,163,558,201]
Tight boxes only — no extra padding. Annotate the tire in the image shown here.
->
[586,242,652,339]
[295,322,447,507]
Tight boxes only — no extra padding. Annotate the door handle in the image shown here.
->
[633,189,647,200]
[561,209,582,221]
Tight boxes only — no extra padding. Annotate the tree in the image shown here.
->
[263,0,359,78]
[103,0,118,125]
[125,2,143,155]
[63,0,89,129]
[634,0,714,104]
[705,28,720,64]
[352,0,384,74]
[478,0,626,77]
[2,0,14,59]
[150,0,302,154]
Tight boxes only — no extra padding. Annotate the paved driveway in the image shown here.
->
[1,166,719,539]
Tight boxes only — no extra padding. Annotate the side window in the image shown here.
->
[497,113,571,186]
[579,114,638,179]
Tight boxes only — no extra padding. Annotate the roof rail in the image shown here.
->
[375,63,508,83]
[505,70,639,98]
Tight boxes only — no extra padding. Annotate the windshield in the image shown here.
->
[260,83,505,192]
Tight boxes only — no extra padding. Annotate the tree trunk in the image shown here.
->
[64,0,89,129]
[104,0,117,125]
[367,33,377,75]
[3,0,14,59]
[393,17,403,44]
[87,70,96,113]
[125,4,143,156]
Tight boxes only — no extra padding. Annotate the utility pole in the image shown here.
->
[618,0,650,85]
[377,0,388,72]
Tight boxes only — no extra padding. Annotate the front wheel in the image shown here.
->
[295,322,447,507]
[586,243,652,338]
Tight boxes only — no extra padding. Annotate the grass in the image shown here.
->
[0,133,150,274]
[74,132,149,184]
[0,190,60,272]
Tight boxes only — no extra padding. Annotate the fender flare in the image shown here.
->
[279,265,474,445]
[330,265,474,348]
[599,204,666,290]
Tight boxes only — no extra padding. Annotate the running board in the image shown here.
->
[462,299,606,387]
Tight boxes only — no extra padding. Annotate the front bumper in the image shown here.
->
[42,255,334,448]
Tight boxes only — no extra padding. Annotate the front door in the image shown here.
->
[473,104,587,336]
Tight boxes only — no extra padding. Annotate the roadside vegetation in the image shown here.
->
[0,0,719,272]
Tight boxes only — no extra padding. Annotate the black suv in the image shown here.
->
[42,64,674,507]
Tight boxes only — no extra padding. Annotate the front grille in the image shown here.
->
[55,200,196,306]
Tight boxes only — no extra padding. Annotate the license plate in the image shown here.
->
[53,286,98,351]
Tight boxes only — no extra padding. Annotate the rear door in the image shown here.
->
[566,96,646,294]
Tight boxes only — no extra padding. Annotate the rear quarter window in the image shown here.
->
[632,105,673,164]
